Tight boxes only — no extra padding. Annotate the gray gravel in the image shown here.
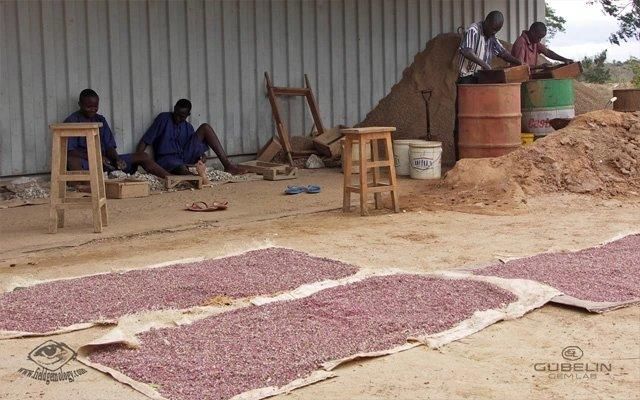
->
[475,234,640,302]
[89,274,516,400]
[0,248,358,333]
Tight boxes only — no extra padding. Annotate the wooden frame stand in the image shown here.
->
[265,72,325,166]
[49,123,108,233]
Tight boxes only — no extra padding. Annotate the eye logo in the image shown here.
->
[561,346,583,361]
[28,340,76,371]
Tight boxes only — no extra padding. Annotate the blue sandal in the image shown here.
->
[284,186,305,195]
[306,185,321,194]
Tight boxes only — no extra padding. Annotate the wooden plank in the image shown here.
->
[256,137,282,162]
[166,175,203,190]
[272,87,310,96]
[313,127,343,156]
[304,75,325,135]
[477,65,530,83]
[105,179,150,199]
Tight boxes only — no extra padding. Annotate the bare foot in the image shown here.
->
[225,164,246,176]
[195,161,212,185]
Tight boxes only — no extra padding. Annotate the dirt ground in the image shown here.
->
[1,169,639,400]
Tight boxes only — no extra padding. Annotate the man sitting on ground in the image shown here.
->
[65,89,169,178]
[511,22,573,67]
[136,99,244,177]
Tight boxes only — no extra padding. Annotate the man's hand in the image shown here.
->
[116,158,127,171]
[481,62,492,70]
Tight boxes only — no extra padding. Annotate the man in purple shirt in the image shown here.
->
[136,99,243,175]
[66,89,169,178]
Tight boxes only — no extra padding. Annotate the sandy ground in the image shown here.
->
[0,169,639,400]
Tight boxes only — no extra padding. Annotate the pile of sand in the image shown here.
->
[357,33,612,167]
[444,110,640,201]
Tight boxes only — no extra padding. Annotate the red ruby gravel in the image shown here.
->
[0,248,358,333]
[89,275,516,400]
[475,234,640,302]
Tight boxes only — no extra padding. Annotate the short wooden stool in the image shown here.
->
[49,123,108,233]
[341,127,400,216]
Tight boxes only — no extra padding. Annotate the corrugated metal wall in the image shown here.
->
[0,0,544,177]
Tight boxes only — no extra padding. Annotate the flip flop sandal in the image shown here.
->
[185,201,229,211]
[305,185,321,194]
[284,186,305,195]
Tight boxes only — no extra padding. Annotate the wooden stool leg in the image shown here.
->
[86,134,103,233]
[371,139,382,209]
[342,136,353,212]
[93,133,108,226]
[359,137,369,216]
[384,135,400,213]
[49,133,62,233]
[57,136,68,227]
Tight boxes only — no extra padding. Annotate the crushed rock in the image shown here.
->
[3,177,50,200]
[443,110,640,203]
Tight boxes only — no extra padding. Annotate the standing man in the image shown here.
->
[454,10,523,160]
[137,99,244,176]
[511,22,573,67]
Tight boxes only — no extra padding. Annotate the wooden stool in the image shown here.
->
[341,127,400,216]
[49,123,108,233]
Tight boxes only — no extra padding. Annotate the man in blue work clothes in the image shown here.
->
[136,99,244,176]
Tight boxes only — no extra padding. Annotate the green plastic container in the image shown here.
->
[521,79,575,137]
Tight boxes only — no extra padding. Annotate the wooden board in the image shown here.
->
[165,175,203,190]
[313,127,344,156]
[256,137,282,162]
[239,160,289,174]
[263,167,298,181]
[477,65,530,84]
[531,62,583,80]
[105,179,150,199]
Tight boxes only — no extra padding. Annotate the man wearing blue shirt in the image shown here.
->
[65,89,169,178]
[136,99,243,175]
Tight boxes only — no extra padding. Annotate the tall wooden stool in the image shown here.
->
[341,127,400,216]
[49,123,108,233]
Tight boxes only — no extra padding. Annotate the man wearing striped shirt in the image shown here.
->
[454,11,522,160]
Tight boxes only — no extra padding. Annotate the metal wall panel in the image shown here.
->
[0,0,544,177]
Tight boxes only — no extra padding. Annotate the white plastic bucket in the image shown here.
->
[409,141,442,179]
[393,139,428,176]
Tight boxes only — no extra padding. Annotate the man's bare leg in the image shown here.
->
[130,152,170,179]
[195,123,245,175]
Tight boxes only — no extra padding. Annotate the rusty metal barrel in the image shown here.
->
[457,83,522,158]
[613,89,640,112]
